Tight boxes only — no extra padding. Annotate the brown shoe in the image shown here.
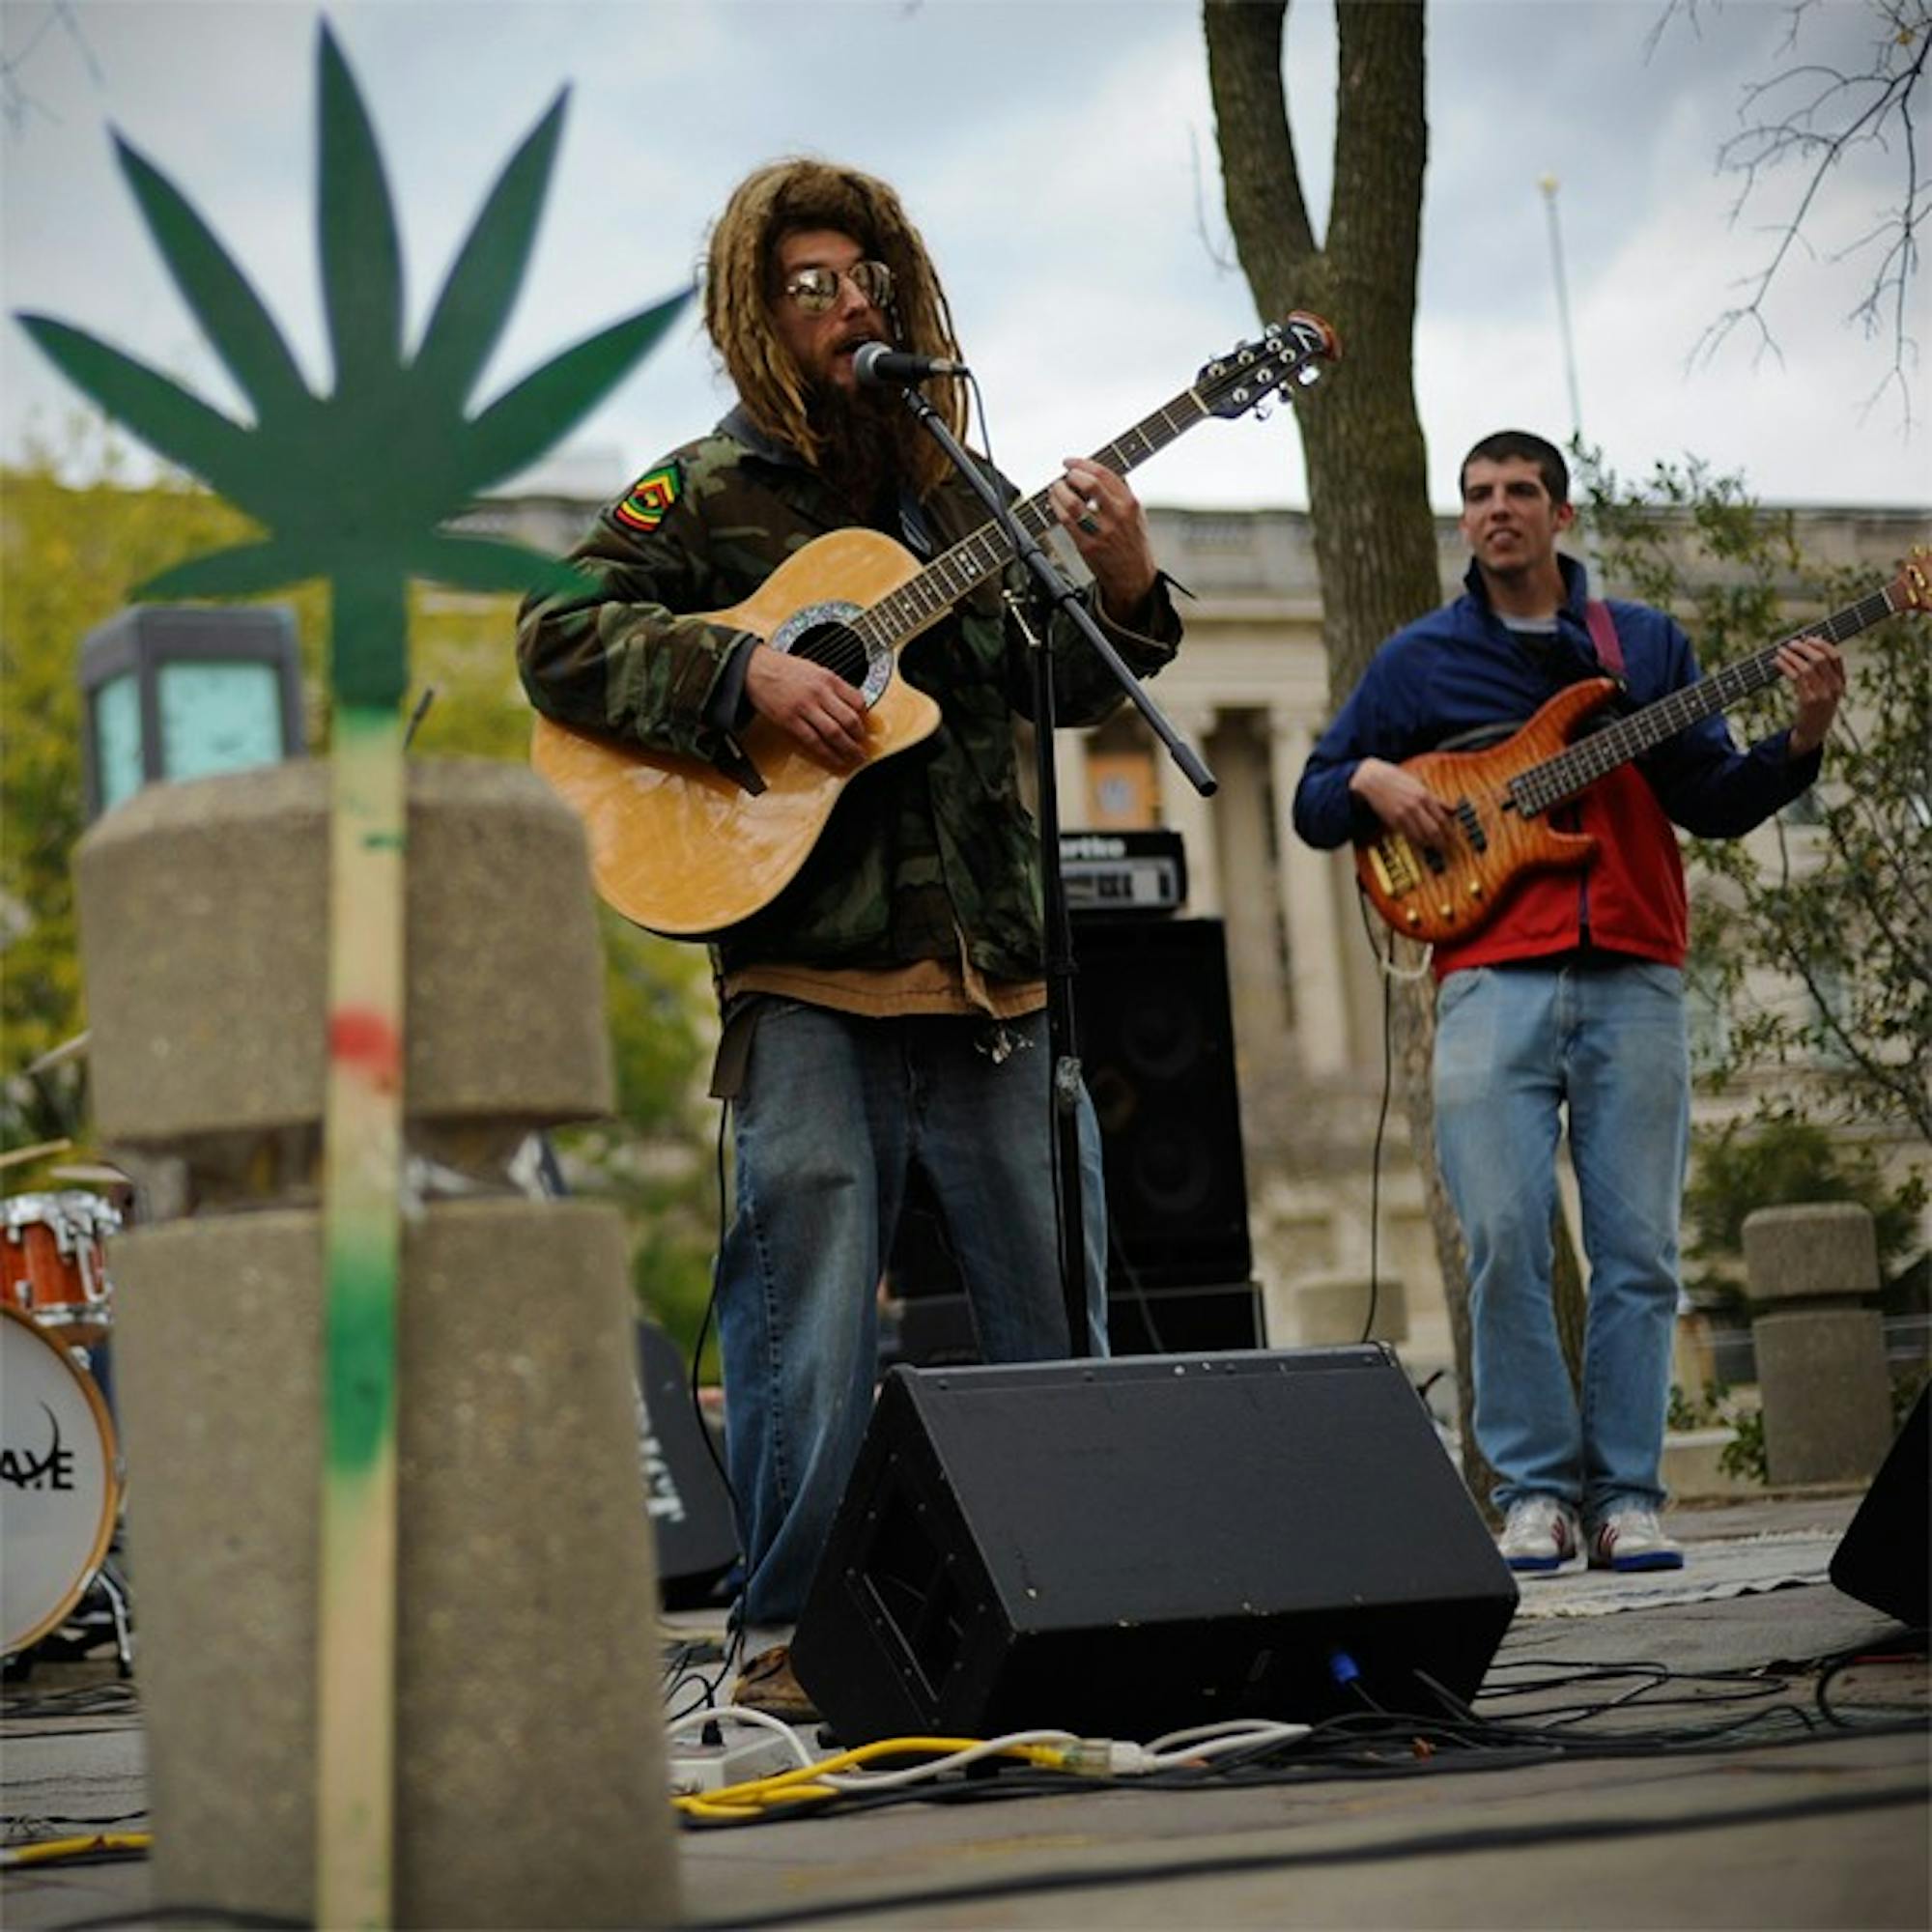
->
[731,1643,820,1723]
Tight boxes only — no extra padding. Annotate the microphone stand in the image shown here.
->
[893,381,1216,1358]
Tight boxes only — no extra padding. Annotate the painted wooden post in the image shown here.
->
[318,705,408,1927]
[21,23,692,1927]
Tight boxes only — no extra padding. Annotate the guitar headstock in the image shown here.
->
[1197,311,1340,421]
[1891,544,1931,613]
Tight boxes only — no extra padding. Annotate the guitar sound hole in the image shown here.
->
[792,621,870,694]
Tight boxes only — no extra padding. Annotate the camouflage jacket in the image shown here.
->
[516,407,1183,979]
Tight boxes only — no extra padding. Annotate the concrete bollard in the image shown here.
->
[1743,1203,1894,1488]
[76,759,680,1927]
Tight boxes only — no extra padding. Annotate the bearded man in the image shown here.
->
[518,158,1184,1715]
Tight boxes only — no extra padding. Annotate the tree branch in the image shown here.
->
[1676,0,1930,430]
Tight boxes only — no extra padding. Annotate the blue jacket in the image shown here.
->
[1293,554,1821,972]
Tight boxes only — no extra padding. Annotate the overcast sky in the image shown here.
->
[2,0,1926,516]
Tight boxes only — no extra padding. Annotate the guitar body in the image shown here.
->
[531,528,944,937]
[1354,679,1618,945]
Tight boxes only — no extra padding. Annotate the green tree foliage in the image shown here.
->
[1577,450,1932,1147]
[0,437,320,1143]
[1,452,719,1356]
[1684,1114,1926,1311]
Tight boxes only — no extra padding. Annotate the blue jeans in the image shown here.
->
[1433,960,1690,1522]
[719,1002,1107,1625]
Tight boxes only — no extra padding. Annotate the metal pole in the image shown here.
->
[1539,176,1584,444]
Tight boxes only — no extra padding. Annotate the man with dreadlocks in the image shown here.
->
[518,158,1183,1718]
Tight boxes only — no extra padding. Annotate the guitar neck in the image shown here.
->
[848,388,1214,654]
[1512,582,1904,814]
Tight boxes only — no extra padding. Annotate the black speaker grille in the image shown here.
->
[1075,918,1251,1289]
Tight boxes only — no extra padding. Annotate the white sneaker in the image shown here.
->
[1497,1494,1581,1573]
[1588,1506,1684,1573]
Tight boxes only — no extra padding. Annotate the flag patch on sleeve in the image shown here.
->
[613,463,682,532]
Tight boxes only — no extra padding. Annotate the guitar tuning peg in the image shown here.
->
[1254,398,1275,421]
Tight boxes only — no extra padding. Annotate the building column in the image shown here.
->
[1269,712,1350,1076]
[1208,715,1290,1058]
[1052,727,1090,828]
[1155,703,1222,916]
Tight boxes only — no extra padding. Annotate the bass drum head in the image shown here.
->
[2,1304,119,1655]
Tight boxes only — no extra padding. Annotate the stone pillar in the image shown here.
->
[1283,1271,1409,1349]
[1155,702,1222,916]
[1268,714,1350,1076]
[1743,1203,1894,1488]
[1052,726,1090,828]
[1207,717,1290,1058]
[77,759,680,1927]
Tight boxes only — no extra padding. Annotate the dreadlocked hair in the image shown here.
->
[703,157,969,499]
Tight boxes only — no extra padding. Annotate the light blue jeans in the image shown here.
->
[1433,959,1690,1523]
[719,1002,1107,1625]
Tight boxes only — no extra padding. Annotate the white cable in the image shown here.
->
[1144,1731,1314,1762]
[819,1729,1079,1791]
[1143,1723,1310,1771]
[668,1702,818,1773]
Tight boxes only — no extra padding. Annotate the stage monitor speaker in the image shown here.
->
[1829,1384,1928,1629]
[791,1347,1517,1744]
[633,1321,739,1607]
[1073,917,1251,1291]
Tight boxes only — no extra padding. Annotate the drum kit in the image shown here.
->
[1,1110,135,1673]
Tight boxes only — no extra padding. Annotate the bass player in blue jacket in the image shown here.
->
[1294,430,1843,1574]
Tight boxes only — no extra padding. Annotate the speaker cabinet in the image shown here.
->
[792,1348,1517,1743]
[1073,918,1251,1291]
[1107,1279,1262,1355]
[884,1160,1263,1363]
[1830,1384,1928,1629]
[633,1321,739,1606]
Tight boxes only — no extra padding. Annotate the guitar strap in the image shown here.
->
[1584,599,1626,674]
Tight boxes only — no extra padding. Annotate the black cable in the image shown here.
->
[53,1909,306,1931]
[401,684,436,750]
[1818,1638,1931,1729]
[0,1809,146,1829]
[687,1095,736,1512]
[687,1780,1925,1928]
[1354,889,1406,1347]
[683,1093,750,1712]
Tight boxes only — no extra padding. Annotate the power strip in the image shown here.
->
[668,1720,805,1796]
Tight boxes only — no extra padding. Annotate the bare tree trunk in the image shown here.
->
[1207,0,1589,1505]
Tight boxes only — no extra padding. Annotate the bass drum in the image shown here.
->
[1,1304,120,1656]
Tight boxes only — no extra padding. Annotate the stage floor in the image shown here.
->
[6,1491,1926,1931]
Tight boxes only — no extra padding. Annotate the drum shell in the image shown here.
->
[2,1192,118,1348]
[108,1198,675,1929]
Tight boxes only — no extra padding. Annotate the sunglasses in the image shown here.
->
[781,259,895,315]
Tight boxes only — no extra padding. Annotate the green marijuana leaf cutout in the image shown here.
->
[17,20,691,706]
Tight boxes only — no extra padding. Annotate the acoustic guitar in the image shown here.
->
[531,315,1340,937]
[1354,550,1928,945]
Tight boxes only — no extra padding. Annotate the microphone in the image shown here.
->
[852,342,970,386]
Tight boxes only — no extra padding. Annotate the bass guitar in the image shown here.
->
[1355,550,1928,945]
[532,315,1339,937]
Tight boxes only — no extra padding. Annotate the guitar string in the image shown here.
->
[783,332,1322,693]
[1366,577,1907,934]
[1511,585,1899,816]
[839,347,1311,665]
